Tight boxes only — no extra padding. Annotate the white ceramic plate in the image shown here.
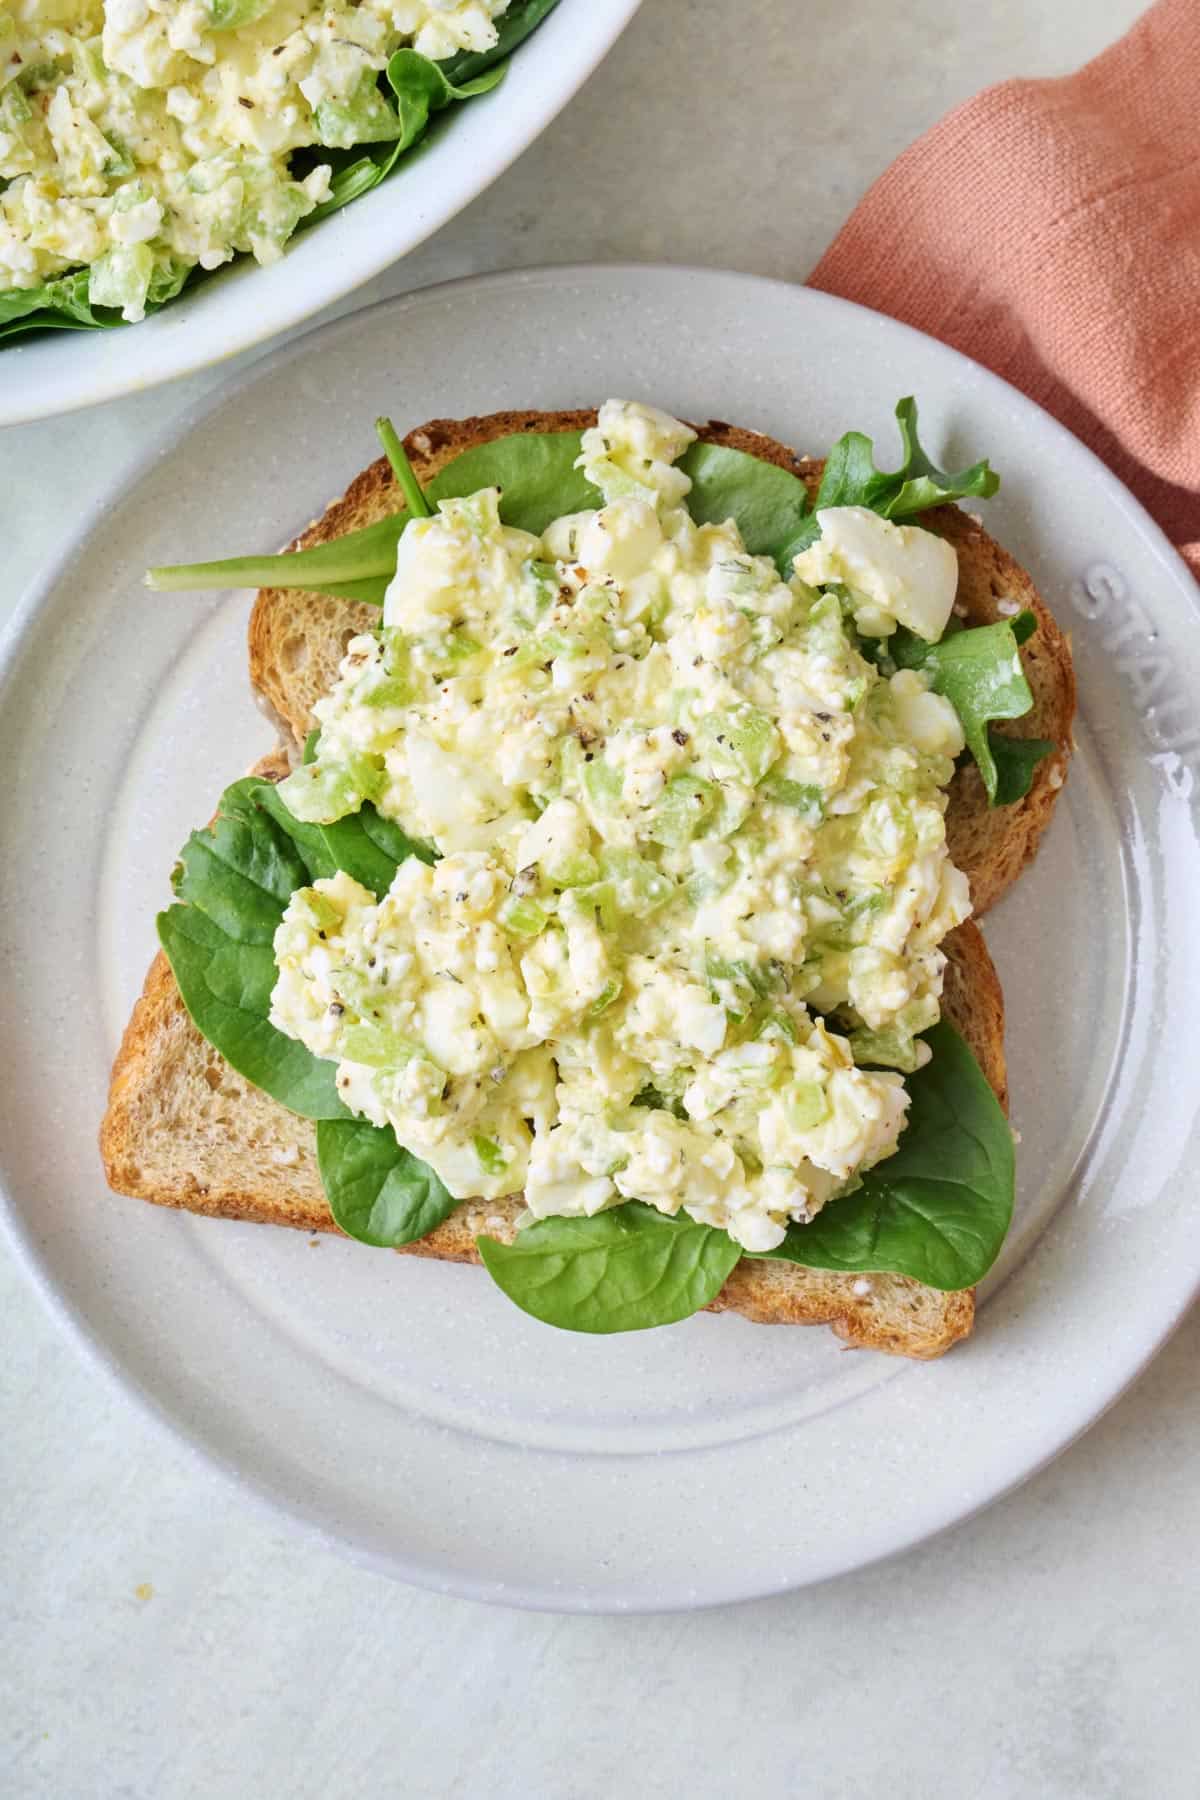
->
[2,267,1198,1612]
[0,3,640,427]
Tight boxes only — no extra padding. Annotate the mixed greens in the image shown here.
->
[153,400,1039,1332]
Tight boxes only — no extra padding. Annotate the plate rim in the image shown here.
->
[2,263,1199,1613]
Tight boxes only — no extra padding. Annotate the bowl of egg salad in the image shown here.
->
[0,0,641,421]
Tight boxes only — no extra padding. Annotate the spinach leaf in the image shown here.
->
[254,779,434,890]
[439,0,563,83]
[155,435,816,596]
[0,270,121,341]
[1009,609,1038,648]
[902,615,1037,804]
[989,734,1055,805]
[884,397,1001,518]
[807,396,1000,531]
[306,50,507,227]
[146,512,409,602]
[148,431,600,599]
[356,806,438,872]
[306,0,562,224]
[148,398,995,604]
[679,441,813,576]
[476,1201,742,1333]
[885,611,1045,803]
[758,1022,1013,1290]
[376,416,433,519]
[0,249,197,345]
[159,772,425,1116]
[158,903,348,1119]
[428,429,599,531]
[174,776,311,941]
[317,1118,456,1246]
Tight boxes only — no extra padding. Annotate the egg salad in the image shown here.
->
[0,0,511,316]
[269,400,973,1253]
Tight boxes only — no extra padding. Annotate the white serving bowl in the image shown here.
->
[0,1,641,426]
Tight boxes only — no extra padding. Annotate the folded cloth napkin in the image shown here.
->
[809,0,1200,577]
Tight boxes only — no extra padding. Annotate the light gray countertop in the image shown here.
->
[6,2,1195,1796]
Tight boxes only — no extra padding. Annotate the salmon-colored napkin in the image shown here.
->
[809,0,1200,577]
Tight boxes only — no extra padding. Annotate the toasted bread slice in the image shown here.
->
[100,748,1003,1359]
[103,404,1048,1358]
[249,409,1075,915]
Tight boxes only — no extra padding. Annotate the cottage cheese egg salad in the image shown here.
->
[0,0,557,339]
[273,404,972,1251]
[156,398,1038,1335]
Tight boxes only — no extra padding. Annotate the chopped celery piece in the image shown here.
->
[705,954,785,1021]
[360,676,413,710]
[297,888,342,933]
[598,849,675,915]
[785,1081,829,1129]
[696,705,781,784]
[426,629,482,671]
[0,84,32,128]
[703,782,756,843]
[276,753,384,825]
[499,896,549,938]
[755,1009,797,1044]
[88,244,153,318]
[550,851,600,888]
[514,558,560,626]
[848,1026,923,1073]
[204,0,278,26]
[572,882,618,933]
[315,73,402,151]
[588,976,624,1017]
[581,757,623,812]
[474,1135,510,1176]
[339,1023,428,1070]
[761,776,823,823]
[647,774,716,846]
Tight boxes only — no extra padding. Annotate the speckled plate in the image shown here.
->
[1,267,1198,1612]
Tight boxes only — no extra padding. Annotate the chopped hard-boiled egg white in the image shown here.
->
[270,400,974,1251]
[793,505,960,642]
[0,0,511,315]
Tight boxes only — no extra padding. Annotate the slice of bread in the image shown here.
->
[103,403,1063,1359]
[102,749,1003,1359]
[249,409,1076,916]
